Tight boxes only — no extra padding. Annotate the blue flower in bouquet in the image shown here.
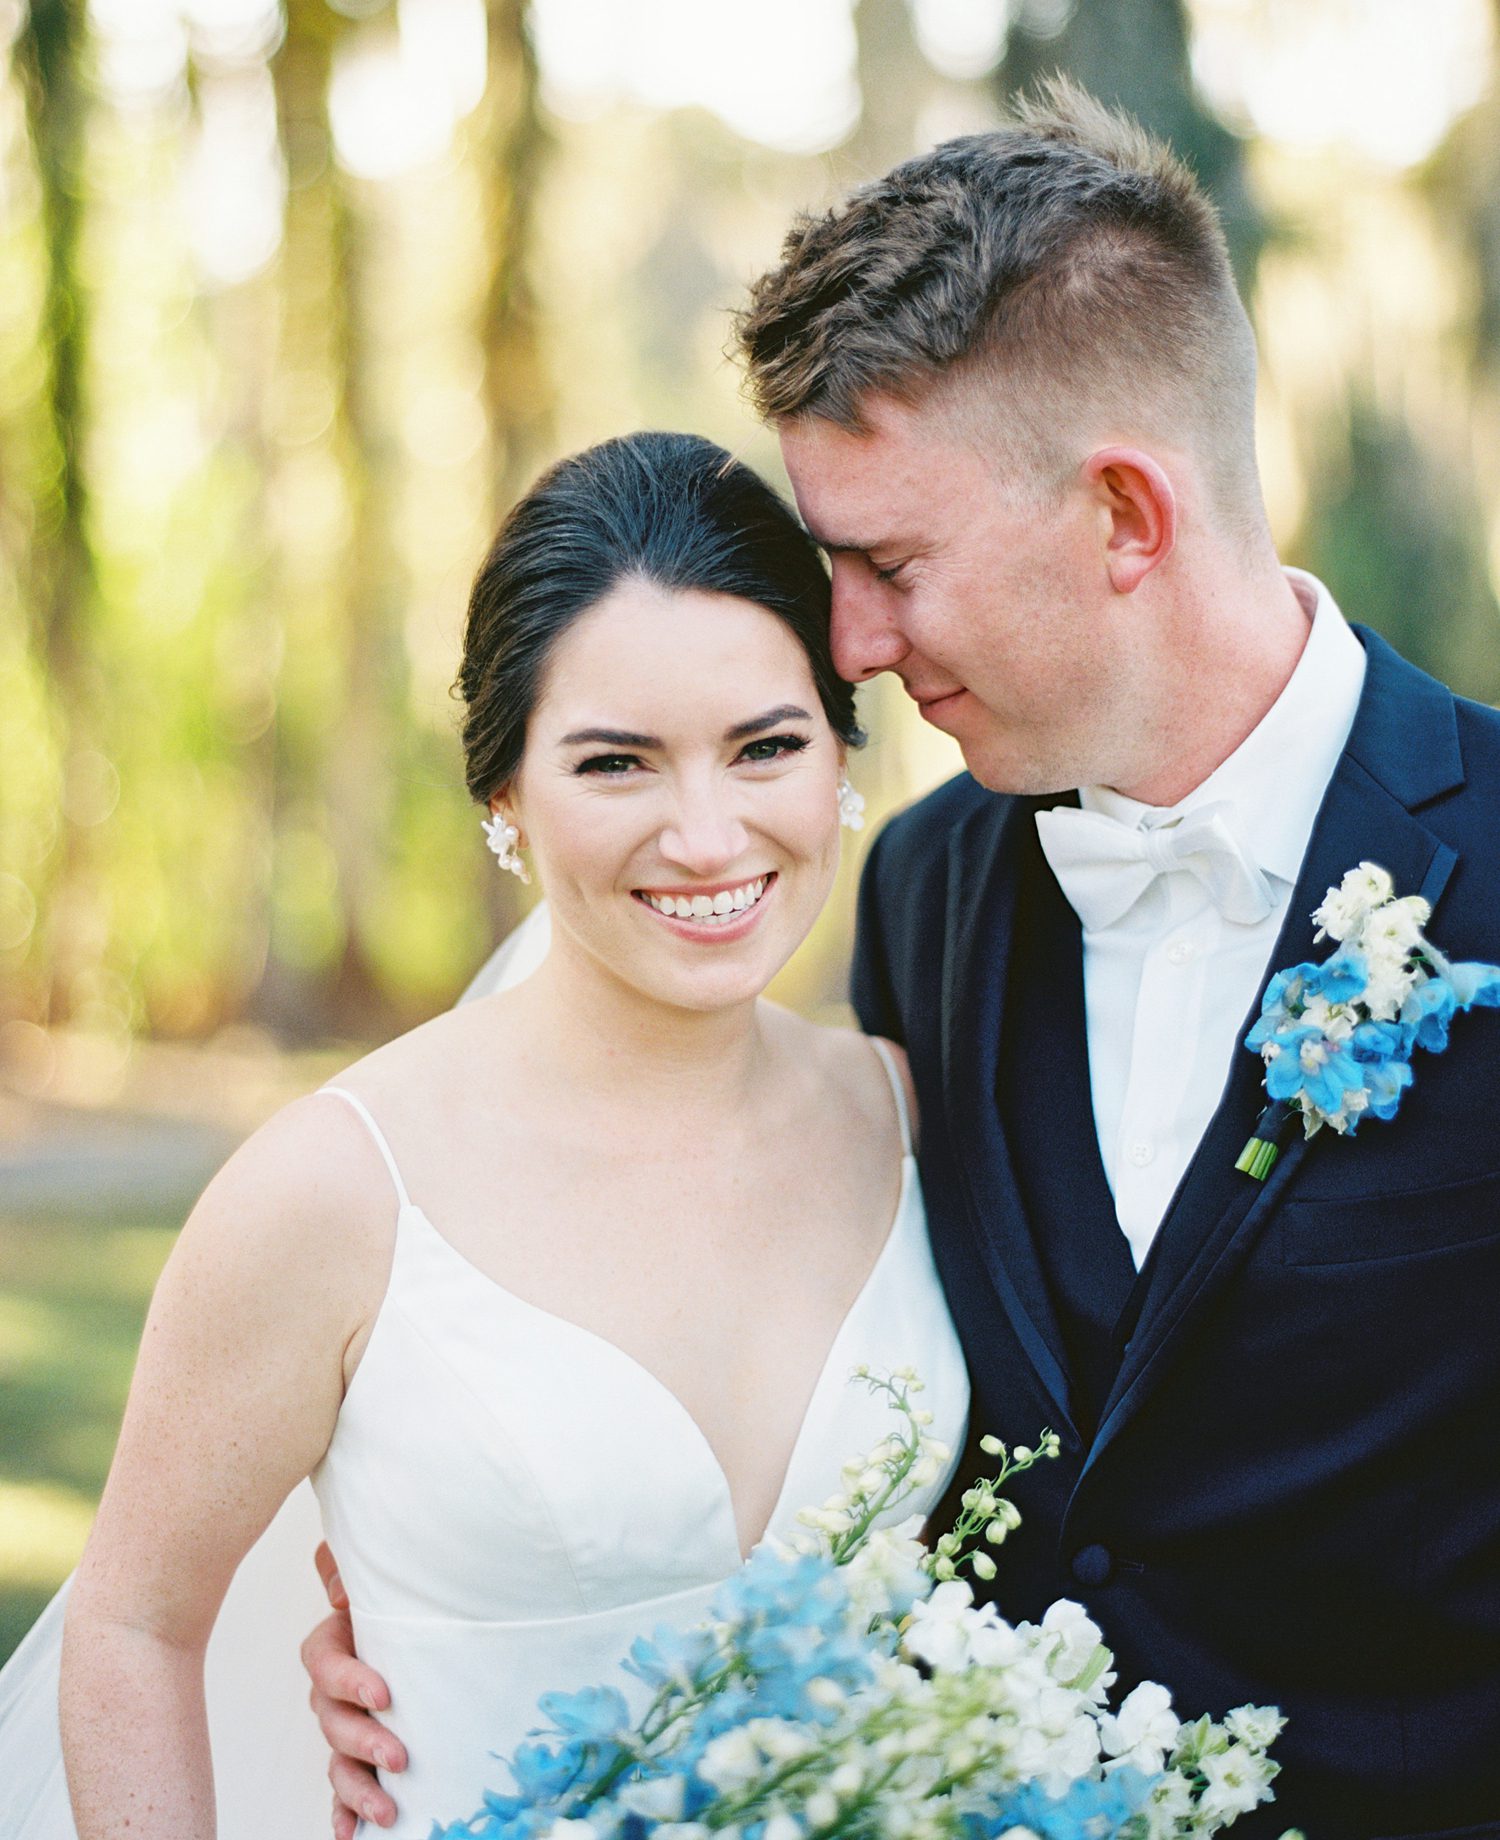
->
[995,1765,1157,1840]
[623,1622,720,1692]
[710,1547,845,1629]
[508,1740,592,1803]
[539,1688,631,1744]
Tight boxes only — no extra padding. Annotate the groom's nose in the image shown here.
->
[829,563,910,682]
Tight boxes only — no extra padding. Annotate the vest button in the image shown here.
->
[1070,1543,1115,1587]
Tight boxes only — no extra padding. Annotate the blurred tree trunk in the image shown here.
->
[12,0,99,1024]
[261,0,397,1040]
[12,0,91,687]
[478,0,550,516]
[470,0,550,948]
[1358,0,1500,702]
[997,0,1263,287]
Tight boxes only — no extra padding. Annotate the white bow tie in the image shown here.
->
[1034,798,1276,932]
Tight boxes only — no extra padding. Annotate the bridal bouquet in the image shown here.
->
[433,1370,1289,1840]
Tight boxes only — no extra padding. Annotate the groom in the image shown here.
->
[313,85,1500,1838]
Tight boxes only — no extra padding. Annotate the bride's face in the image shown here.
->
[504,579,846,1012]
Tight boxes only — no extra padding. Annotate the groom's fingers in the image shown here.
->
[301,1608,394,1715]
[329,1752,398,1830]
[315,1539,350,1610]
[312,1688,408,1775]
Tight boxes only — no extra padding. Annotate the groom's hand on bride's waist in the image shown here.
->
[304,1540,406,1835]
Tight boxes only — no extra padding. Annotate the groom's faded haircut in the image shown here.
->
[735,78,1264,534]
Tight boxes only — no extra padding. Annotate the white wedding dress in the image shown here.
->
[0,908,969,1839]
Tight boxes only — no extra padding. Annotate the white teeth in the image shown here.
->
[641,878,773,923]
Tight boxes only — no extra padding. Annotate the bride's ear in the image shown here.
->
[489,792,524,846]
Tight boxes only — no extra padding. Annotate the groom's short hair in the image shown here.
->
[737,79,1262,531]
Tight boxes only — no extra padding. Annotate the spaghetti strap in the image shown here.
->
[319,1085,413,1213]
[868,1038,914,1158]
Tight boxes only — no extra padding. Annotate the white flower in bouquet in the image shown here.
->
[1224,1705,1287,1750]
[1198,1740,1278,1822]
[1100,1681,1180,1775]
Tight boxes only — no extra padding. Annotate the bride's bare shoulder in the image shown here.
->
[207,997,517,1240]
[764,1005,919,1150]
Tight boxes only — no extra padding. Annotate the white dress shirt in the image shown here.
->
[1044,570,1367,1268]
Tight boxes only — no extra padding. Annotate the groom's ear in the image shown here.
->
[1083,446,1177,594]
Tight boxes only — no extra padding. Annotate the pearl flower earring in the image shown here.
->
[838,775,866,832]
[481,810,530,882]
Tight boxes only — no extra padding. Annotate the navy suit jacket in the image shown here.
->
[851,630,1500,1840]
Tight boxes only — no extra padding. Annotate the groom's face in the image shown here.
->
[779,396,1132,794]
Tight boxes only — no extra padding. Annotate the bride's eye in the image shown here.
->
[736,734,810,765]
[574,753,643,776]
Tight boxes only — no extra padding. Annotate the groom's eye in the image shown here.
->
[872,560,906,584]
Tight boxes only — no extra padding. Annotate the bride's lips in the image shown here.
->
[631,873,778,944]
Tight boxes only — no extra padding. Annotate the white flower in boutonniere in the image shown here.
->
[1236,863,1500,1179]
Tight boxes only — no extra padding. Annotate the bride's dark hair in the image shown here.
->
[456,431,864,801]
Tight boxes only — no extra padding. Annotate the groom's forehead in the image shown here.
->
[782,435,984,558]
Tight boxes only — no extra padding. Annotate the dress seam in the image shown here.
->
[348,1286,594,1615]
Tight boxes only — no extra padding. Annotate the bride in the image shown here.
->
[0,431,968,1838]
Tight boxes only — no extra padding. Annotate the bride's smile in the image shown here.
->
[632,872,776,932]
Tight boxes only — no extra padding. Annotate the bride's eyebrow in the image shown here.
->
[560,726,660,747]
[560,707,812,749]
[724,705,812,741]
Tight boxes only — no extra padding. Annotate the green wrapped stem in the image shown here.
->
[1235,1136,1281,1181]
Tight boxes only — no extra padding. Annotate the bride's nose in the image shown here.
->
[656,778,750,876]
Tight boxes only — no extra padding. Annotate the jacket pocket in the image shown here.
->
[1278,1166,1500,1265]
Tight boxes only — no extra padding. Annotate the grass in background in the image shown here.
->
[0,1212,175,1664]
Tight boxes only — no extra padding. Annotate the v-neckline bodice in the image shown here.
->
[395,1153,917,1563]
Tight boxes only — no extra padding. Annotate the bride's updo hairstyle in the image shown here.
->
[457,431,863,803]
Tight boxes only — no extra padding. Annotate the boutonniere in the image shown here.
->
[1236,862,1500,1179]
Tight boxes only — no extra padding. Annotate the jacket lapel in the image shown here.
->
[939,791,1077,1436]
[1087,630,1463,1466]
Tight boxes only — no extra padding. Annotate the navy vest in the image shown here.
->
[997,820,1137,1439]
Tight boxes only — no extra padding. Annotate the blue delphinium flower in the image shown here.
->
[537,1687,631,1743]
[1401,976,1458,1053]
[995,1765,1157,1839]
[623,1622,720,1691]
[1449,961,1500,1008]
[507,1740,588,1802]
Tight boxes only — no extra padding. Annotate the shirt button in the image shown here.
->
[1128,1141,1154,1168]
[1166,939,1194,965]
